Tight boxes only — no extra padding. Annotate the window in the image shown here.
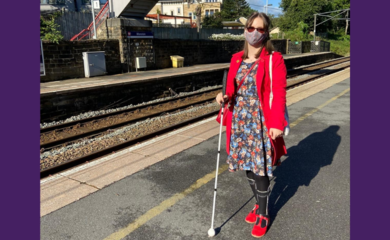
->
[178,8,180,14]
[189,12,196,20]
[210,10,214,16]
[171,11,174,16]
[205,10,209,17]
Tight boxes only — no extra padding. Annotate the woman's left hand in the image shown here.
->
[269,128,284,140]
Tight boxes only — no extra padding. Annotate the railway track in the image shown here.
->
[40,57,350,178]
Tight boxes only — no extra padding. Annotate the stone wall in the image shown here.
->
[41,52,338,122]
[151,39,288,69]
[40,39,121,82]
[41,70,224,122]
[97,18,153,73]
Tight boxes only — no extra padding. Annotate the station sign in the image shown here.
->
[93,0,100,9]
[40,39,45,76]
[127,31,154,39]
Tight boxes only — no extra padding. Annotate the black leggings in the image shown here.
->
[246,171,270,215]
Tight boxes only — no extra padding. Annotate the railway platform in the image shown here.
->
[41,68,350,240]
[40,52,334,96]
[40,52,339,123]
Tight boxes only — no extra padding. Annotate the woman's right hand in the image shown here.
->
[215,92,229,106]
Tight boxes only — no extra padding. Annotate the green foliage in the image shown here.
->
[268,14,281,29]
[282,21,311,41]
[278,0,333,32]
[220,0,254,21]
[40,13,63,44]
[203,12,223,28]
[328,39,350,56]
[278,0,350,34]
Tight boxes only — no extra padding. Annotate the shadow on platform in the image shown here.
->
[268,125,341,230]
[216,125,342,233]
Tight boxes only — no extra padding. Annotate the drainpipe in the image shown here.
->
[109,0,113,18]
[73,0,78,12]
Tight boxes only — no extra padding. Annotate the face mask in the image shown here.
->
[244,30,268,46]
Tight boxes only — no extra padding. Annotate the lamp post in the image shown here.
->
[91,0,97,39]
[264,1,273,15]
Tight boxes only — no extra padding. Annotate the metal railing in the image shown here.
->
[70,2,109,41]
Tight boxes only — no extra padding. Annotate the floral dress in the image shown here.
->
[226,61,278,177]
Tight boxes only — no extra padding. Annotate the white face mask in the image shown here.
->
[244,30,268,46]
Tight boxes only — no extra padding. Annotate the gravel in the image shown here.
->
[40,101,220,170]
[40,85,222,129]
[287,62,350,82]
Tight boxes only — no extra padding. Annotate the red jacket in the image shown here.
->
[223,48,288,166]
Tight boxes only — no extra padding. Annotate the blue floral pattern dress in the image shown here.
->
[226,61,277,177]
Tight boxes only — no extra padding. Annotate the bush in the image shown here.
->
[40,13,63,44]
[209,33,245,41]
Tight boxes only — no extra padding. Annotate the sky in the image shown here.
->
[246,0,284,17]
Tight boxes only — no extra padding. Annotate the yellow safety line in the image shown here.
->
[103,87,350,240]
[103,165,229,240]
[289,88,350,128]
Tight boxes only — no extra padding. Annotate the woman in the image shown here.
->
[215,12,287,238]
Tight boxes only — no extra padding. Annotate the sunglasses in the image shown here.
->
[246,27,266,33]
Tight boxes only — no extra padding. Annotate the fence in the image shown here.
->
[288,40,330,54]
[152,23,193,28]
[311,41,331,52]
[288,41,302,54]
[54,12,93,40]
[152,28,198,40]
[152,27,244,40]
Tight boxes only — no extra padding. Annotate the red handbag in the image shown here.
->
[216,59,260,126]
[216,103,230,126]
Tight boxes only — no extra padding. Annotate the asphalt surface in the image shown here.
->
[41,78,350,240]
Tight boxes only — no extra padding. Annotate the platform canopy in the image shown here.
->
[113,0,160,19]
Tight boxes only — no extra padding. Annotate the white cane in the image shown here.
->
[208,70,228,237]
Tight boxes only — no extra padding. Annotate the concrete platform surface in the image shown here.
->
[40,52,332,96]
[40,74,350,240]
[40,68,350,217]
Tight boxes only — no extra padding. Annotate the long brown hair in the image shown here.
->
[242,12,274,60]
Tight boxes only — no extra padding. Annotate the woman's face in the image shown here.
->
[244,16,266,47]
[245,17,265,34]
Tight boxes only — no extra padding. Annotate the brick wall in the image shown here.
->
[40,39,121,82]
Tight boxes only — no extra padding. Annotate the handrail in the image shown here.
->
[70,2,109,41]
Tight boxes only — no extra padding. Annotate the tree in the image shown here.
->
[202,12,223,28]
[268,14,281,29]
[278,0,350,34]
[278,0,333,32]
[331,0,350,35]
[40,13,63,44]
[220,0,254,21]
[195,2,203,32]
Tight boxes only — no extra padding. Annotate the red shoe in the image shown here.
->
[251,214,270,238]
[245,204,259,223]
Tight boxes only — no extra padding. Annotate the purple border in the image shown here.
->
[1,1,40,239]
[0,1,387,239]
[351,1,390,239]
